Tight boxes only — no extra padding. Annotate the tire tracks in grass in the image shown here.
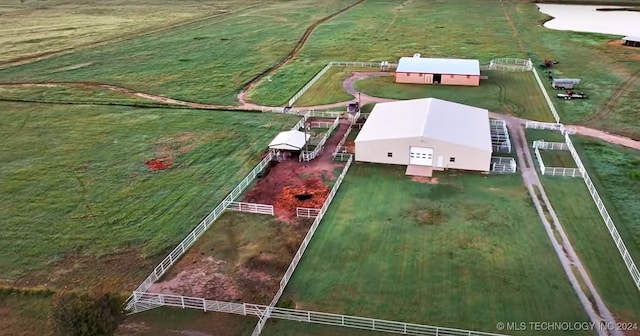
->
[583,69,640,124]
[0,3,264,70]
[236,0,366,105]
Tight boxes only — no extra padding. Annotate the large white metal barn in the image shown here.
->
[354,98,494,177]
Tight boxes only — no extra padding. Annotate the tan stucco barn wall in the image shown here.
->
[355,136,491,172]
[441,74,480,86]
[395,72,479,86]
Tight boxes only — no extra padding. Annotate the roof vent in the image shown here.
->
[413,53,421,58]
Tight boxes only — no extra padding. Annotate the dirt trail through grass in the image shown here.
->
[235,0,365,105]
[4,72,640,153]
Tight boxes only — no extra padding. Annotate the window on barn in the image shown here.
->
[466,75,470,79]
[450,74,454,78]
[406,73,410,76]
[419,73,423,77]
[449,157,456,162]
[387,152,393,157]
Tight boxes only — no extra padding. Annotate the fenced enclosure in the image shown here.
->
[490,119,511,153]
[131,291,511,336]
[490,156,517,174]
[525,121,564,132]
[296,207,321,218]
[287,61,397,107]
[300,116,340,162]
[488,58,533,72]
[251,155,354,335]
[125,152,274,309]
[333,124,354,156]
[227,202,274,215]
[532,140,580,177]
[530,65,560,123]
[562,133,640,291]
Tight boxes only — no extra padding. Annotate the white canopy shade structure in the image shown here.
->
[268,130,310,151]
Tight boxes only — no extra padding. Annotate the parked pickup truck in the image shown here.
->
[556,91,587,100]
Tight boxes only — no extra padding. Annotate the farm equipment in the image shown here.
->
[539,59,559,68]
[556,90,587,100]
[551,78,581,90]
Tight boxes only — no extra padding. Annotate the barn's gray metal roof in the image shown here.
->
[396,57,480,75]
[623,36,640,42]
[355,98,492,152]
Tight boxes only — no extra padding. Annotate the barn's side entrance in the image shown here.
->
[433,74,442,84]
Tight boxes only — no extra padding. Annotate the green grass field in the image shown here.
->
[295,67,373,106]
[267,164,590,335]
[0,84,160,105]
[248,0,520,106]
[0,1,358,105]
[0,289,52,336]
[0,102,297,290]
[538,149,578,168]
[0,0,222,64]
[354,70,554,121]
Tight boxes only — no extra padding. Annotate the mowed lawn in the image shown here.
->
[0,102,297,290]
[249,0,520,106]
[267,164,590,335]
[295,67,372,106]
[0,1,358,105]
[354,71,553,122]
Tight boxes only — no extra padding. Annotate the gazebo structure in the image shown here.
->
[268,130,310,160]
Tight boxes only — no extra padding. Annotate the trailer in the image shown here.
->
[552,78,581,90]
[556,91,587,100]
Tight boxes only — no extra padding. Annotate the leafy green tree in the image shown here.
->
[49,291,124,336]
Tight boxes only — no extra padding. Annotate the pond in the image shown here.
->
[537,4,640,36]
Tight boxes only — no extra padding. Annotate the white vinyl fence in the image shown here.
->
[563,133,640,291]
[488,58,533,72]
[333,124,354,156]
[126,152,274,309]
[532,141,580,177]
[227,202,274,215]
[490,156,517,174]
[529,65,640,291]
[300,116,340,162]
[132,291,510,336]
[252,155,354,335]
[296,207,321,218]
[531,65,561,123]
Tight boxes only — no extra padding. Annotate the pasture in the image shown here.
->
[355,71,554,121]
[248,0,520,106]
[0,84,160,105]
[0,1,358,106]
[266,164,590,335]
[0,102,297,290]
[0,0,218,64]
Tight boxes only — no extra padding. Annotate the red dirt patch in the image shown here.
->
[144,156,174,171]
[411,176,439,184]
[274,178,330,216]
[242,119,351,222]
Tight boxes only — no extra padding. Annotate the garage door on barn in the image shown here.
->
[409,146,433,166]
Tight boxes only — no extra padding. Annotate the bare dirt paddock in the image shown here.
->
[148,119,350,306]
